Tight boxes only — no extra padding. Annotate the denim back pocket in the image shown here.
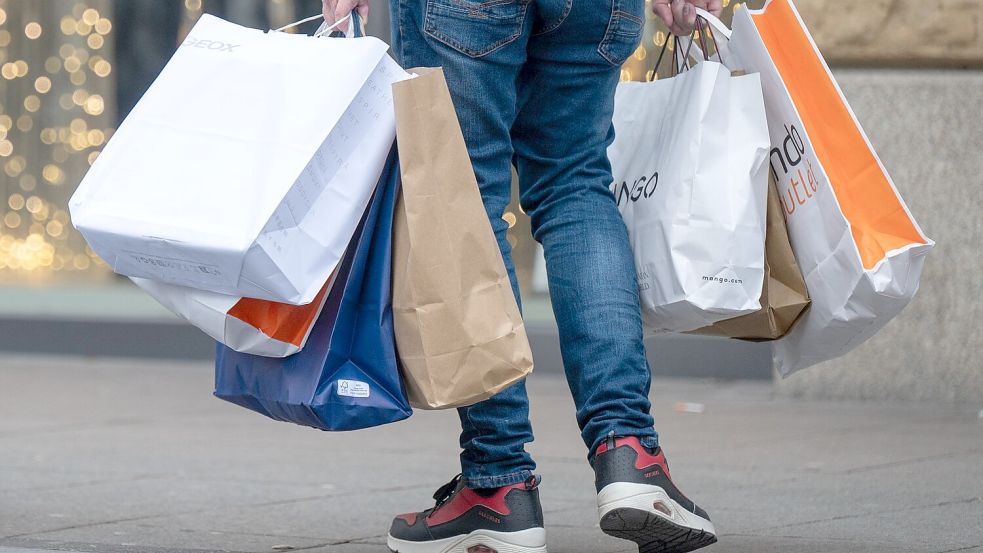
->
[425,0,530,58]
[598,0,645,66]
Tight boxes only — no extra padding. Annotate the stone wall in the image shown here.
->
[774,68,983,403]
[742,0,983,67]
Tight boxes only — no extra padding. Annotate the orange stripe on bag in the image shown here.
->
[751,0,926,269]
[227,272,334,347]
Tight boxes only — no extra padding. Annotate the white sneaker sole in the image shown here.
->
[597,482,716,553]
[387,527,547,553]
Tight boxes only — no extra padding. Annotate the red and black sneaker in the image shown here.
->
[387,474,547,553]
[592,434,716,553]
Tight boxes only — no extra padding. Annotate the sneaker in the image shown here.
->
[592,435,716,553]
[387,474,547,553]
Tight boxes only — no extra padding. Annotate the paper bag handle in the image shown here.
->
[692,7,732,41]
[677,8,733,68]
[272,11,362,38]
[649,9,730,80]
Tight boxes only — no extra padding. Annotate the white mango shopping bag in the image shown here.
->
[70,14,410,304]
[609,60,771,333]
[694,2,933,375]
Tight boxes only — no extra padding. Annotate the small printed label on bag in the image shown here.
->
[337,380,370,398]
[701,275,744,285]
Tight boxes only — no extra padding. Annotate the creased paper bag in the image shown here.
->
[392,68,534,410]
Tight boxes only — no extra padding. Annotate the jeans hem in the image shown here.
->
[588,429,660,460]
[463,470,533,490]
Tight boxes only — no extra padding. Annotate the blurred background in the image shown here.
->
[0,0,980,401]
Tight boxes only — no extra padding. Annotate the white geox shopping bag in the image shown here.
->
[692,3,933,375]
[70,14,410,304]
[609,60,771,333]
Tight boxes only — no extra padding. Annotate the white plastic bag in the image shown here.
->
[70,14,410,304]
[609,60,771,333]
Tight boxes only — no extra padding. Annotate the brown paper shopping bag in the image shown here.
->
[690,174,810,340]
[391,68,534,410]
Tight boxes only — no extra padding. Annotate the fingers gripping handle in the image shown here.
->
[651,7,733,79]
[693,7,732,40]
[273,11,362,38]
[315,12,362,38]
[682,7,733,66]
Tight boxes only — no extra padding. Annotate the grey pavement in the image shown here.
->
[1,355,982,553]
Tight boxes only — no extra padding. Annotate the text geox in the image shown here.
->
[182,36,240,53]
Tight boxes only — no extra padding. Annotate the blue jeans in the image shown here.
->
[389,0,658,489]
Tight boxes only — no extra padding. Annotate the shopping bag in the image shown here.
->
[391,68,534,410]
[130,263,341,357]
[689,173,810,340]
[697,2,933,374]
[608,59,771,333]
[69,13,410,304]
[214,146,411,431]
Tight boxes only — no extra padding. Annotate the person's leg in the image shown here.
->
[385,3,547,551]
[511,0,658,457]
[509,4,717,550]
[388,0,536,490]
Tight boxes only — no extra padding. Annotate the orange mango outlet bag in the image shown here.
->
[696,0,933,375]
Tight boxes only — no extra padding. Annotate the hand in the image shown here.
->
[322,0,369,34]
[652,0,723,36]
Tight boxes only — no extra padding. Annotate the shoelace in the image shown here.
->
[431,474,463,510]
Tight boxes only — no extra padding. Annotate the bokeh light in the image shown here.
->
[0,1,116,280]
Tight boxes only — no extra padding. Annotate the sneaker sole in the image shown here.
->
[597,483,716,553]
[600,507,716,553]
[387,528,547,553]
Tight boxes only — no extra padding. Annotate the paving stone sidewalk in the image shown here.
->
[1,356,981,553]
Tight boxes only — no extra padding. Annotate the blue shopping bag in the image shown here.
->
[214,145,411,431]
